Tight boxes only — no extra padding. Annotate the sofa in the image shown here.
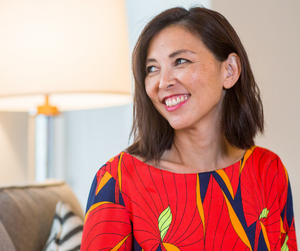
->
[0,180,84,251]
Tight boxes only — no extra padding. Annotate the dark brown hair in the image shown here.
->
[126,7,264,162]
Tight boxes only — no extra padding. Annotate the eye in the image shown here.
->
[175,58,188,65]
[146,66,158,74]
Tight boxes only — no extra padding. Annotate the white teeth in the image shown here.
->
[165,95,189,107]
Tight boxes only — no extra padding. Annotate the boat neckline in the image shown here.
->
[123,146,256,175]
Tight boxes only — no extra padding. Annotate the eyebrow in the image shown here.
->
[146,49,196,64]
[169,49,196,58]
[146,58,157,64]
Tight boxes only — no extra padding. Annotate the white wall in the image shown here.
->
[63,104,133,210]
[213,0,300,241]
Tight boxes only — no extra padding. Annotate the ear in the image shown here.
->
[223,53,241,89]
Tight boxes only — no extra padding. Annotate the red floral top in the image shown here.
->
[81,146,297,250]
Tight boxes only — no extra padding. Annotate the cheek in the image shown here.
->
[145,87,155,106]
[181,67,205,88]
[145,79,159,102]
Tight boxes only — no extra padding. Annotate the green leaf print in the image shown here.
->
[158,206,172,242]
[281,235,289,251]
[259,208,269,220]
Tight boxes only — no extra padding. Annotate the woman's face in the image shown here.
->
[145,25,228,131]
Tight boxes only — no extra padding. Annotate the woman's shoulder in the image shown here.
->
[97,152,124,179]
[244,146,287,177]
[251,146,279,160]
[250,146,283,164]
[97,151,146,179]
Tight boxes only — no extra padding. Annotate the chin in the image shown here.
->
[168,121,191,131]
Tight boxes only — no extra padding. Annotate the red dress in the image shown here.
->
[81,146,297,250]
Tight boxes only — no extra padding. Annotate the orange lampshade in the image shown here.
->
[0,0,132,113]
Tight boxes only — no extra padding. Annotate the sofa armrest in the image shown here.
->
[0,180,83,251]
[0,220,16,251]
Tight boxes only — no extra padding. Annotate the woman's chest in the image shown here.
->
[121,168,282,250]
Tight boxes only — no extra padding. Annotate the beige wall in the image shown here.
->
[213,0,300,240]
[0,112,28,184]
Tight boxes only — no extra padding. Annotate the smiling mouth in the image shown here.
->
[164,95,190,107]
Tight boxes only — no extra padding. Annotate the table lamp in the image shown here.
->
[0,0,132,181]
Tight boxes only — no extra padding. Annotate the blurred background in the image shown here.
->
[0,0,299,241]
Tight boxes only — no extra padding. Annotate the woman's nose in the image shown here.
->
[159,69,176,90]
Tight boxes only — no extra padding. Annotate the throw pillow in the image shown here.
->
[43,201,83,251]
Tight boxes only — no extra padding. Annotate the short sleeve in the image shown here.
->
[277,157,298,250]
[81,156,132,250]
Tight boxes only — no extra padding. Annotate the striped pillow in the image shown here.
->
[43,201,83,251]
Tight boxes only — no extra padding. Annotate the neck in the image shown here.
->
[160,123,245,173]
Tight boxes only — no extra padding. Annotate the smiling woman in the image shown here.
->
[81,7,297,251]
[127,9,264,165]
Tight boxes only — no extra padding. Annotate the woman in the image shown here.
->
[81,7,297,250]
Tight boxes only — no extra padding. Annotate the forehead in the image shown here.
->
[147,25,205,57]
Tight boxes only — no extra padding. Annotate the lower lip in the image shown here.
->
[164,98,189,112]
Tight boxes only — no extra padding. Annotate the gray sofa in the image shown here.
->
[0,180,84,251]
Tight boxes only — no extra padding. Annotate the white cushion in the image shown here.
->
[43,201,83,251]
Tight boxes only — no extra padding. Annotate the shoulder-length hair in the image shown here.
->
[126,7,264,163]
